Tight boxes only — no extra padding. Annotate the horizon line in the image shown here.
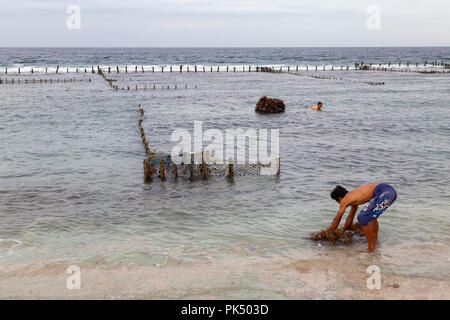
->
[1,46,450,49]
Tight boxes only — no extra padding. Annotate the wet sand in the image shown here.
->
[1,252,449,299]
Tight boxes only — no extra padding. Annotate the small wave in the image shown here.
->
[0,239,22,257]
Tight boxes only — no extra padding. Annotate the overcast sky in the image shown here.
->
[1,0,449,47]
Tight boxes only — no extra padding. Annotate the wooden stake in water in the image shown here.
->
[159,160,165,180]
[173,163,178,179]
[201,151,208,179]
[226,163,234,178]
[189,163,193,180]
[143,159,152,184]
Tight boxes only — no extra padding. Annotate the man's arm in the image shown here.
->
[342,205,358,231]
[329,203,347,230]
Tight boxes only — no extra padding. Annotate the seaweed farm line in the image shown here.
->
[0,77,91,84]
[137,102,281,183]
[3,62,448,184]
[1,61,449,75]
[97,66,282,183]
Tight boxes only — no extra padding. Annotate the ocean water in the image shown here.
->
[0,48,449,299]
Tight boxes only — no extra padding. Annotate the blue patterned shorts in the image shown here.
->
[357,183,397,226]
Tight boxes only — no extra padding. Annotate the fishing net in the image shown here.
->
[145,152,280,180]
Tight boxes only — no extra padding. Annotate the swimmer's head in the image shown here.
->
[331,185,348,203]
[317,102,322,110]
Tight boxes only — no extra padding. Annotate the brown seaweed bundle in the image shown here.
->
[255,96,286,114]
[347,222,364,235]
[310,223,364,245]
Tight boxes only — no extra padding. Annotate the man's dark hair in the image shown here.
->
[330,185,348,201]
[318,101,322,106]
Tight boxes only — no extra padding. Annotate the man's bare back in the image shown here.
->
[340,183,380,207]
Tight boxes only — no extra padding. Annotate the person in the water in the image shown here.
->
[329,183,397,251]
[309,101,322,111]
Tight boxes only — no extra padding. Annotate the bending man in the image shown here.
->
[329,183,397,251]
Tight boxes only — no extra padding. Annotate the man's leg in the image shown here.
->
[361,224,376,251]
[358,202,376,251]
[370,219,379,242]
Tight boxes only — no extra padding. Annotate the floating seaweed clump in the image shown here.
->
[311,223,364,245]
[255,96,285,114]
